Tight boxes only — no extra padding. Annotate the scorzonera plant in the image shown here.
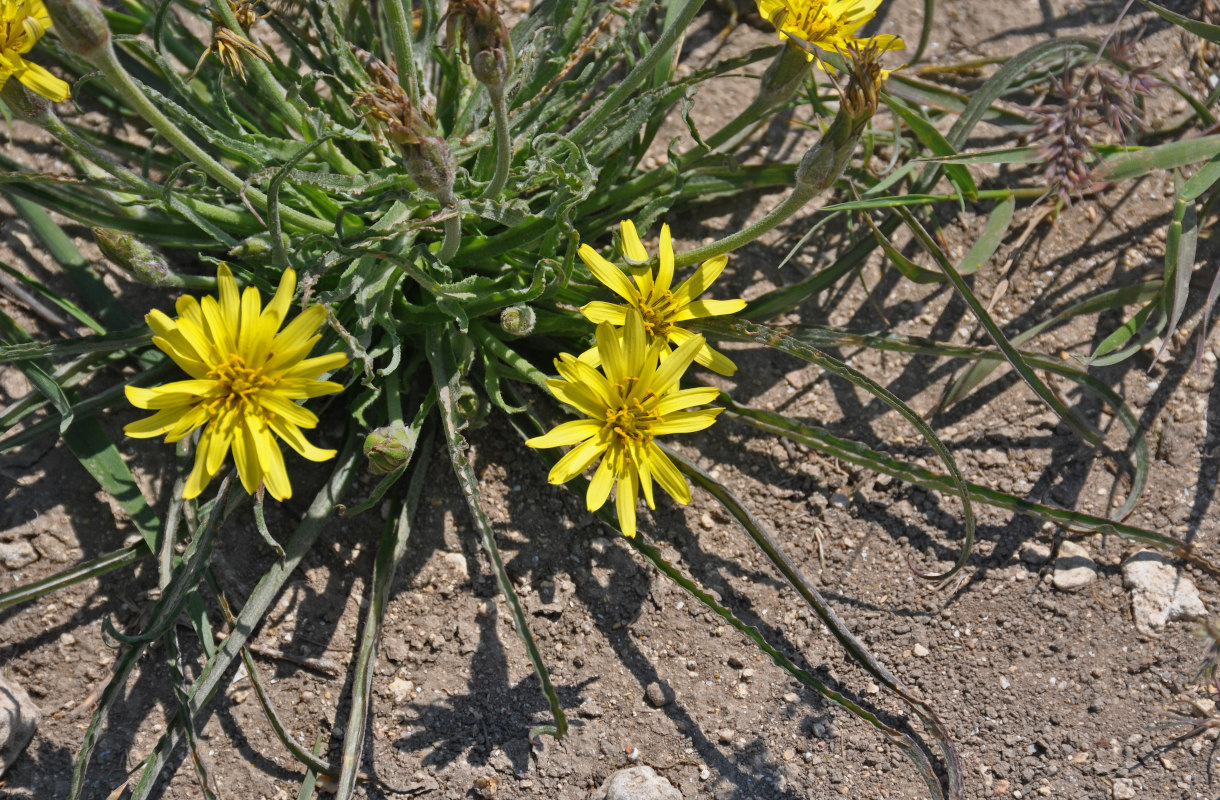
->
[2,0,1211,798]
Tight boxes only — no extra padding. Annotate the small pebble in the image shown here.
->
[645,682,673,708]
[717,729,735,744]
[699,767,710,781]
[727,655,744,669]
[912,643,931,657]
[739,669,755,683]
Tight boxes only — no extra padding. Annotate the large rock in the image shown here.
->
[1052,540,1097,592]
[0,676,41,777]
[1122,550,1207,635]
[590,766,682,800]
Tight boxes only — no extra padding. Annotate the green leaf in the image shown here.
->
[885,96,978,201]
[1138,0,1220,43]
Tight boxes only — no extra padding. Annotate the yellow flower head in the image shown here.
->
[755,0,903,70]
[527,309,723,538]
[125,265,348,501]
[0,0,70,102]
[579,220,746,376]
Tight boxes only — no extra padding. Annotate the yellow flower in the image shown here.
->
[527,310,723,538]
[579,220,746,376]
[755,0,903,69]
[125,265,347,501]
[0,0,70,102]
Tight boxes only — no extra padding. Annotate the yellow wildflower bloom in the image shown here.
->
[579,220,746,376]
[527,310,723,538]
[125,265,347,501]
[0,0,70,102]
[755,0,903,69]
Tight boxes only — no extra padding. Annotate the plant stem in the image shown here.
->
[383,0,420,108]
[91,45,332,235]
[483,84,512,199]
[439,211,462,264]
[674,102,871,268]
[563,0,706,147]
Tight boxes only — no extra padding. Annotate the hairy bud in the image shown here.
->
[499,304,535,336]
[93,228,174,286]
[42,0,112,62]
[442,0,512,91]
[363,423,412,474]
[0,82,51,124]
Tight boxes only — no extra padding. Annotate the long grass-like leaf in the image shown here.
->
[334,431,432,800]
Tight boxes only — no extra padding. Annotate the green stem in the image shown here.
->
[483,84,512,199]
[563,0,707,146]
[674,103,870,268]
[383,0,420,108]
[91,44,332,235]
[438,212,462,264]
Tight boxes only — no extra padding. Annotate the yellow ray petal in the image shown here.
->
[586,449,616,512]
[579,244,637,304]
[654,224,674,296]
[548,436,608,484]
[645,442,690,504]
[525,418,602,449]
[615,462,639,538]
[269,416,338,462]
[671,254,729,308]
[651,408,722,435]
[579,301,629,325]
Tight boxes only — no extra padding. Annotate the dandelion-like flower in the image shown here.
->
[580,220,746,376]
[755,0,903,69]
[0,0,70,102]
[527,310,722,538]
[125,265,348,501]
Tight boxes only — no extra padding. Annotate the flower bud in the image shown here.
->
[499,304,535,336]
[755,41,810,110]
[42,0,112,62]
[402,134,456,200]
[456,382,487,429]
[0,82,51,124]
[363,423,412,474]
[93,228,175,286]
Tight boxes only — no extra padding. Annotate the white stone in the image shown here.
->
[0,541,37,571]
[589,766,682,800]
[1122,550,1207,635]
[387,677,414,705]
[1052,541,1097,592]
[912,643,931,657]
[1019,542,1051,564]
[1111,777,1136,799]
[0,676,41,778]
[441,552,470,583]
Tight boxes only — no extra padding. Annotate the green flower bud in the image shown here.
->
[228,232,288,260]
[42,0,112,62]
[499,304,535,336]
[363,423,412,475]
[402,135,456,200]
[93,228,174,286]
[456,383,488,429]
[0,82,51,125]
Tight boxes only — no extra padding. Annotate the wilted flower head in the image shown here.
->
[755,0,903,71]
[442,0,512,89]
[125,265,348,501]
[0,0,70,102]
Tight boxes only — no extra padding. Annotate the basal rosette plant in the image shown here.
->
[1,0,1215,798]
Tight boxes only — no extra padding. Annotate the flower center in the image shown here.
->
[2,4,46,55]
[604,396,657,446]
[639,291,678,339]
[204,353,274,416]
[789,1,842,41]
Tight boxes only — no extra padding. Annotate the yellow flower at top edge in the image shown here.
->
[755,0,904,69]
[579,220,746,376]
[124,265,348,501]
[0,0,70,102]
[527,310,723,538]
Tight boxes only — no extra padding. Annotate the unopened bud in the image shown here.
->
[228,232,289,260]
[43,0,112,62]
[472,49,508,92]
[499,304,535,336]
[93,228,174,286]
[456,383,487,429]
[403,135,456,199]
[0,82,51,124]
[363,423,412,474]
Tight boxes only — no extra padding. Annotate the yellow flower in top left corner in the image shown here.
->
[125,265,348,501]
[1,0,71,102]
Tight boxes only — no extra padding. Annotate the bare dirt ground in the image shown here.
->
[4,1,1220,799]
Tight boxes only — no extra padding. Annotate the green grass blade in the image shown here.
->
[426,326,568,739]
[956,193,1014,275]
[0,543,146,613]
[126,438,359,800]
[691,317,975,582]
[897,207,1103,445]
[1138,0,1220,43]
[334,432,432,800]
[666,448,962,800]
[1097,135,1220,182]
